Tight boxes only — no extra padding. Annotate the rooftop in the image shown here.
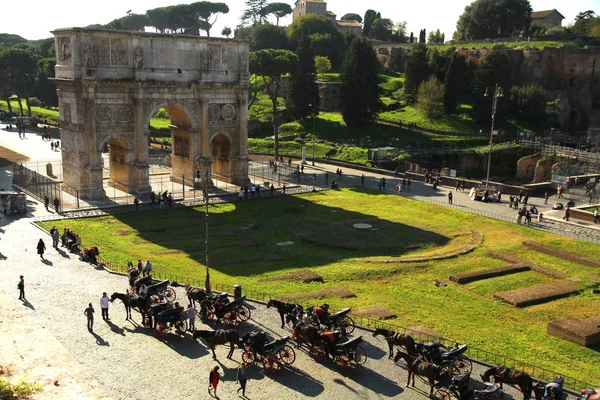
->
[531,9,565,19]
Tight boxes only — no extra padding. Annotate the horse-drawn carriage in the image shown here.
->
[145,302,187,339]
[204,295,251,325]
[435,373,505,400]
[240,331,296,374]
[418,342,473,376]
[309,305,355,335]
[129,273,176,304]
[313,335,367,370]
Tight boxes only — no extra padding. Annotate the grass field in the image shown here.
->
[40,189,600,384]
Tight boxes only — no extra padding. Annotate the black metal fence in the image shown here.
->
[12,162,61,209]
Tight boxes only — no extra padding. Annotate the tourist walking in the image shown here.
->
[270,184,274,196]
[187,304,196,332]
[239,187,243,201]
[17,275,25,300]
[134,197,139,211]
[52,228,59,249]
[236,363,249,396]
[44,195,49,211]
[407,179,411,191]
[208,365,220,398]
[143,260,153,276]
[84,303,95,331]
[37,238,46,260]
[563,206,570,222]
[544,191,549,205]
[361,174,365,187]
[53,197,60,213]
[594,208,598,224]
[100,292,110,320]
[448,191,453,204]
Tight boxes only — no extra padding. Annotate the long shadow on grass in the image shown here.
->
[102,189,451,278]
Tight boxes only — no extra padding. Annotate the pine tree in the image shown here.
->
[287,37,319,120]
[340,38,384,128]
[404,44,430,104]
[443,53,466,114]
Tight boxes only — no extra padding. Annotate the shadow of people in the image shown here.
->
[55,247,70,258]
[0,252,6,260]
[21,298,35,310]
[41,258,53,266]
[105,320,126,336]
[90,330,109,346]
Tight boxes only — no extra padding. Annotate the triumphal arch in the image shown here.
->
[52,27,250,199]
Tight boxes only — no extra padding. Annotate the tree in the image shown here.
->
[472,49,513,124]
[428,29,445,44]
[428,47,453,82]
[191,1,230,37]
[340,38,383,128]
[362,9,377,37]
[240,0,268,26]
[105,13,150,31]
[287,37,319,120]
[454,0,532,40]
[404,44,430,104]
[288,15,346,69]
[0,34,27,48]
[261,2,292,26]
[509,84,546,127]
[250,23,289,50]
[409,32,414,43]
[341,13,362,24]
[221,26,232,37]
[419,29,426,43]
[417,76,444,118]
[250,49,298,159]
[443,53,467,114]
[314,56,331,74]
[36,58,58,108]
[0,48,39,116]
[391,21,407,43]
[572,11,599,35]
[371,18,394,41]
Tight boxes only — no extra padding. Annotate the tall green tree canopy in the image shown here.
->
[288,15,345,69]
[286,37,319,121]
[36,58,58,108]
[443,53,467,115]
[454,0,532,40]
[0,34,27,48]
[404,43,430,104]
[249,23,289,50]
[240,0,268,26]
[250,49,298,159]
[341,13,362,23]
[190,1,230,37]
[472,49,513,124]
[371,18,394,41]
[0,47,39,115]
[261,2,293,26]
[340,38,383,128]
[572,10,599,35]
[362,9,377,37]
[106,13,150,31]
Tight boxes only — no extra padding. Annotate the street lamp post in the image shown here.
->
[484,84,504,186]
[309,103,317,166]
[194,156,211,292]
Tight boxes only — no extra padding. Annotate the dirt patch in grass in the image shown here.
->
[450,265,530,284]
[547,317,600,347]
[365,231,483,263]
[212,254,282,268]
[494,282,581,307]
[260,269,324,283]
[353,306,397,320]
[523,241,600,268]
[286,287,356,301]
[407,325,442,340]
[116,230,131,236]
[487,251,569,279]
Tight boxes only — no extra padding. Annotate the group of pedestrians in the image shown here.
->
[43,195,60,213]
[207,363,250,398]
[149,191,173,208]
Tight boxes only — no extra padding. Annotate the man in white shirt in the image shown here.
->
[100,292,110,320]
[594,208,598,224]
[186,304,196,332]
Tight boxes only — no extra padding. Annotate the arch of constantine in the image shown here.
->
[52,27,250,199]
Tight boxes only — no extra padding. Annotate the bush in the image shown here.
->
[416,76,444,118]
[509,84,547,127]
[0,379,42,399]
[27,97,41,107]
[278,122,306,134]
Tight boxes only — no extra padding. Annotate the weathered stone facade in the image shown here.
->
[52,28,250,199]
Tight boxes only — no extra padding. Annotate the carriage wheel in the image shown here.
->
[242,350,256,365]
[175,319,188,335]
[262,355,280,374]
[142,313,153,329]
[206,307,216,321]
[341,316,355,334]
[435,389,454,400]
[452,356,473,376]
[352,346,368,365]
[237,305,251,321]
[335,354,352,370]
[278,345,296,365]
[224,312,238,325]
[310,346,326,362]
[164,287,177,303]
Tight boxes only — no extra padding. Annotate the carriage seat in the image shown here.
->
[329,308,351,319]
[475,383,502,395]
[157,306,184,317]
[263,336,289,353]
[135,275,152,289]
[150,302,170,314]
[335,336,363,350]
[441,344,468,359]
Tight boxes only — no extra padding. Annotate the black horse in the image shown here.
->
[193,329,239,360]
[481,366,533,400]
[267,299,299,329]
[110,292,150,320]
[373,328,418,358]
[394,350,443,396]
[185,284,208,309]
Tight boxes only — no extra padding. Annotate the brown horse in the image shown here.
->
[185,284,208,309]
[373,328,418,358]
[481,366,533,400]
[394,350,442,395]
[193,329,239,360]
[292,322,320,351]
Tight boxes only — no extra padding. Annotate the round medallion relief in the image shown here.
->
[222,104,236,121]
[95,105,113,123]
[208,104,221,121]
[114,106,133,123]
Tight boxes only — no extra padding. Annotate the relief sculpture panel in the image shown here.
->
[95,105,134,132]
[111,39,128,66]
[93,38,110,66]
[58,37,71,62]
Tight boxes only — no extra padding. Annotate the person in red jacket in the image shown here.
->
[208,365,220,398]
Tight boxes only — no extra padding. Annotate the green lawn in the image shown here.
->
[38,189,600,384]
[0,99,60,125]
[380,103,480,134]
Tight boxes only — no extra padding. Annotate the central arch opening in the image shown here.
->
[101,137,130,193]
[211,134,232,182]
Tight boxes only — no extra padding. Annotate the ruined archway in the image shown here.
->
[53,28,250,200]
